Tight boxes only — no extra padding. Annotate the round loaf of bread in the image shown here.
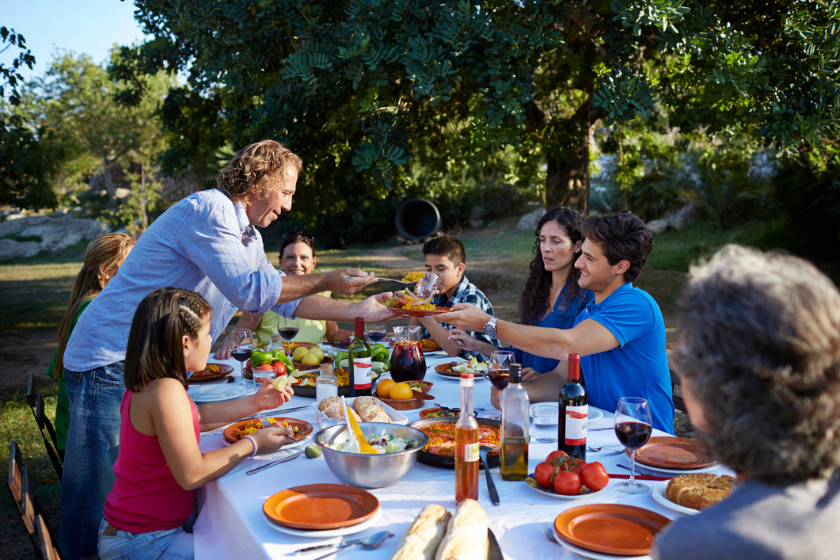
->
[666,473,736,510]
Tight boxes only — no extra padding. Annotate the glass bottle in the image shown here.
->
[348,317,372,397]
[316,362,338,401]
[455,372,479,502]
[500,363,529,481]
[267,333,283,353]
[558,353,587,461]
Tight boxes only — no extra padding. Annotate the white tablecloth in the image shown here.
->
[191,347,726,560]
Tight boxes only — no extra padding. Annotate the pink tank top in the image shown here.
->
[104,389,200,532]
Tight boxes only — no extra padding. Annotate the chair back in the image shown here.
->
[670,369,686,412]
[7,440,23,504]
[36,513,63,560]
[20,467,36,535]
[35,392,63,481]
[26,372,37,411]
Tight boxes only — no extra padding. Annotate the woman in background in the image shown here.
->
[49,233,135,456]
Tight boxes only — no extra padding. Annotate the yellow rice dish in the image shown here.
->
[401,271,425,282]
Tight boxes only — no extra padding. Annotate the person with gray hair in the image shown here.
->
[652,245,840,560]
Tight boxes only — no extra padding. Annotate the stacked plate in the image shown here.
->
[551,504,671,559]
[263,484,381,538]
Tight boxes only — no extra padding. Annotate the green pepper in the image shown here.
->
[250,350,273,367]
[271,351,294,372]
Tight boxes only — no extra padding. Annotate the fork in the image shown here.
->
[256,412,272,428]
[540,522,558,545]
[587,444,623,453]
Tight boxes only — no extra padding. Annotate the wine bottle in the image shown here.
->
[455,372,479,502]
[348,317,372,397]
[500,363,529,481]
[558,353,587,460]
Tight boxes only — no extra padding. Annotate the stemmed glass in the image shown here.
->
[364,321,387,343]
[229,329,254,390]
[614,397,653,494]
[488,350,514,392]
[277,316,299,360]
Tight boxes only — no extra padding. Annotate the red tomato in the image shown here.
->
[255,364,274,372]
[581,462,609,492]
[553,471,583,495]
[534,462,557,488]
[546,451,568,464]
[272,361,287,376]
[571,460,587,474]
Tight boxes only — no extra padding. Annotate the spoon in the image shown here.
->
[479,446,500,506]
[299,530,394,558]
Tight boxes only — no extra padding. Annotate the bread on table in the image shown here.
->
[318,397,362,422]
[666,473,736,510]
[319,396,343,413]
[390,504,452,560]
[353,396,391,423]
[434,499,488,560]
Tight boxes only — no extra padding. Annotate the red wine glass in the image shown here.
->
[488,350,513,391]
[614,397,653,494]
[277,316,299,361]
[364,321,386,343]
[229,329,254,390]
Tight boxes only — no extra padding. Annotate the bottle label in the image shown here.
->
[464,442,480,462]
[564,405,588,445]
[352,357,372,389]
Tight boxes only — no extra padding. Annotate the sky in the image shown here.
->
[2,0,149,83]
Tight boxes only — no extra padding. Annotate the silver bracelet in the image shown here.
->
[244,435,258,458]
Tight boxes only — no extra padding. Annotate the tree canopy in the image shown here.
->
[111,1,840,236]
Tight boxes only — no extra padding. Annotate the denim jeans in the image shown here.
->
[97,516,195,560]
[60,362,125,560]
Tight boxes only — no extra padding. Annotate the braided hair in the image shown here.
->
[124,288,213,391]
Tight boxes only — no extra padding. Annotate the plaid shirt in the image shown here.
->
[420,275,500,360]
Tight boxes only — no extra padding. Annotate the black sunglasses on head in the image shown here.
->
[282,230,314,242]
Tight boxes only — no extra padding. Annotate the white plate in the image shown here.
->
[620,456,721,475]
[529,403,604,422]
[309,397,408,425]
[264,507,381,538]
[433,369,488,381]
[552,526,651,560]
[525,478,605,501]
[187,383,250,403]
[652,480,699,515]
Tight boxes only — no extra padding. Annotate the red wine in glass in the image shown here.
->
[230,349,252,362]
[365,330,386,343]
[390,341,426,382]
[488,368,510,391]
[278,327,299,341]
[614,421,652,450]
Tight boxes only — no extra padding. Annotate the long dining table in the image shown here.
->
[189,345,728,560]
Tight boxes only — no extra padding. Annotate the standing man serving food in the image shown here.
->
[59,140,393,559]
[440,212,674,434]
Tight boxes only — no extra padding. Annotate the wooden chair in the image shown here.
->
[36,513,63,560]
[670,369,686,412]
[35,392,63,481]
[26,372,37,414]
[20,466,41,556]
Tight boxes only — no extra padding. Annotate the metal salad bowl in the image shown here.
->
[314,422,429,488]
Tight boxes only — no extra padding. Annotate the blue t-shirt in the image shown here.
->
[512,286,594,374]
[574,282,675,434]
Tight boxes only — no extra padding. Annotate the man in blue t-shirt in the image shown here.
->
[439,212,674,434]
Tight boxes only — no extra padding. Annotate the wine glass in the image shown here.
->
[365,321,387,343]
[488,350,514,391]
[277,316,299,360]
[614,397,653,494]
[229,329,254,390]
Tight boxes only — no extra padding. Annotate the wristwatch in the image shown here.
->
[483,317,498,338]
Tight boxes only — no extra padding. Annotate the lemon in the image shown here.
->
[376,378,395,398]
[272,376,288,392]
[301,353,321,366]
[389,382,414,400]
[308,347,325,362]
[292,347,310,362]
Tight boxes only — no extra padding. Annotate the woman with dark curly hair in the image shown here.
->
[653,245,840,560]
[452,207,592,376]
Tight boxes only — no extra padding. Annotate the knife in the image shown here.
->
[609,473,671,481]
[246,450,304,475]
[479,446,500,506]
[239,405,309,421]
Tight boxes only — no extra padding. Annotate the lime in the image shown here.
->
[305,444,322,459]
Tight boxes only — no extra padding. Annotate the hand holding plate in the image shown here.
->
[436,303,491,331]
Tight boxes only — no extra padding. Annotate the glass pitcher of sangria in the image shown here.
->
[390,326,427,382]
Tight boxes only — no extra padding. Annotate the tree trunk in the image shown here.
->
[102,149,116,197]
[544,101,591,213]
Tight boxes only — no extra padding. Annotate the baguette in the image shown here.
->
[434,499,488,560]
[390,505,451,560]
[354,396,391,423]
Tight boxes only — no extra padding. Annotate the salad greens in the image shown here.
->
[328,433,420,454]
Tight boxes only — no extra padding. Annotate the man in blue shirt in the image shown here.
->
[439,212,674,434]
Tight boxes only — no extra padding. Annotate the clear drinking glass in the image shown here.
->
[229,329,254,390]
[614,397,653,494]
[412,272,441,302]
[532,403,559,443]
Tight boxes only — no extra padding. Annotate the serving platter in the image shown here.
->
[433,363,488,381]
[222,417,313,444]
[409,417,501,469]
[263,484,380,530]
[188,363,233,383]
[386,305,451,318]
[651,480,700,516]
[554,504,670,556]
[633,437,716,470]
[310,397,409,425]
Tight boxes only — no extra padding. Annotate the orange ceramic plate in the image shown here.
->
[434,364,464,378]
[386,306,450,318]
[554,504,671,556]
[223,417,313,444]
[633,437,716,470]
[189,363,233,383]
[263,483,379,530]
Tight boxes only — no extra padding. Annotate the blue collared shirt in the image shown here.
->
[64,189,300,372]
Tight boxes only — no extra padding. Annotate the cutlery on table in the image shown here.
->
[587,444,623,453]
[609,473,672,482]
[239,405,308,421]
[257,412,272,428]
[540,522,559,545]
[292,530,393,557]
[479,446,500,506]
[225,375,235,383]
[246,450,303,475]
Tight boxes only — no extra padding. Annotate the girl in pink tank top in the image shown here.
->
[98,288,296,560]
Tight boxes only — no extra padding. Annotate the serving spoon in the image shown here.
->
[297,530,393,558]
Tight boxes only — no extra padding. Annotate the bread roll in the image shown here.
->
[434,499,488,560]
[390,505,451,560]
[353,396,391,423]
[323,405,361,422]
[319,396,343,412]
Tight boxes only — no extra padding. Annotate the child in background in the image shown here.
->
[98,288,295,559]
[49,233,135,457]
[410,235,499,359]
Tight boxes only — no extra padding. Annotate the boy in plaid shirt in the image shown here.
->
[410,236,499,359]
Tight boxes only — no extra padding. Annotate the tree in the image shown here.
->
[118,0,839,222]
